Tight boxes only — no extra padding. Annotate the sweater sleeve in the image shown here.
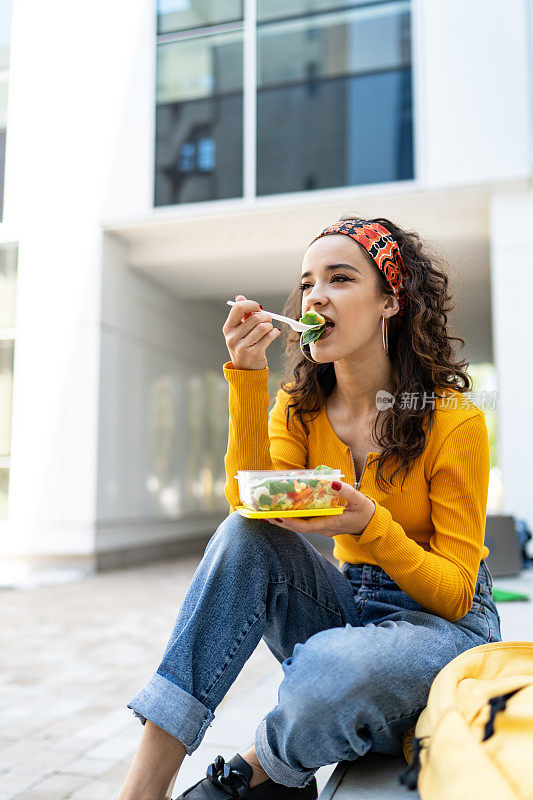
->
[354,412,491,622]
[223,361,307,514]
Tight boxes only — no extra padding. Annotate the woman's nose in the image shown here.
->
[306,284,328,307]
[306,283,327,305]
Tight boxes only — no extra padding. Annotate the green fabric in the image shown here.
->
[492,588,530,602]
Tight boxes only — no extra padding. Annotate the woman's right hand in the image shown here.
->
[223,294,282,370]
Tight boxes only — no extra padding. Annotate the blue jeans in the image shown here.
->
[127,511,502,788]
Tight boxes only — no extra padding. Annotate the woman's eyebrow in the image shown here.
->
[301,263,362,279]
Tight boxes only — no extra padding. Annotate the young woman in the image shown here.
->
[117,216,502,800]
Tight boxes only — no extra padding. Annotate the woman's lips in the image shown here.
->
[317,323,335,340]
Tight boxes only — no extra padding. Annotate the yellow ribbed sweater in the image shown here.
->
[223,361,491,623]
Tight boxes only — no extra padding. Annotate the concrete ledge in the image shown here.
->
[95,533,211,571]
[318,755,417,800]
[0,521,339,583]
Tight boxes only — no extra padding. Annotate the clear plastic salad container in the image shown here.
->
[235,465,344,512]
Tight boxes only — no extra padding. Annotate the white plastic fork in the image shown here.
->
[226,301,322,332]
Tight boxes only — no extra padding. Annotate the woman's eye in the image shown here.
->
[298,275,351,292]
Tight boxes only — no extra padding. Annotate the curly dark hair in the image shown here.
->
[278,213,472,492]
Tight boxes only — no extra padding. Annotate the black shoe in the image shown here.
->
[173,753,318,800]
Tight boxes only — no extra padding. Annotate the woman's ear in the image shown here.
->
[383,294,400,318]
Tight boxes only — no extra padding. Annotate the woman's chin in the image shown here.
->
[307,325,337,358]
[310,341,336,361]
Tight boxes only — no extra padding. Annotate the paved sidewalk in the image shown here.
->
[0,554,336,800]
[1,553,531,800]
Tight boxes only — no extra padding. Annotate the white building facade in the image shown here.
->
[0,0,532,570]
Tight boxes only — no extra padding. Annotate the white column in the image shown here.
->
[417,0,530,187]
[2,0,154,560]
[489,191,533,532]
[243,0,257,200]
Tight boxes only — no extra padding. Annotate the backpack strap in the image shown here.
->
[398,736,430,791]
[399,684,529,790]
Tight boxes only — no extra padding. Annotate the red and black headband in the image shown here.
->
[309,219,408,321]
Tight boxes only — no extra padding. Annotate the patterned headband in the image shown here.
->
[309,219,408,321]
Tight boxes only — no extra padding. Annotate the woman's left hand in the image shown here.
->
[264,481,376,538]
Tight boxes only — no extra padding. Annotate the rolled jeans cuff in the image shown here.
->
[127,671,215,756]
[254,715,317,788]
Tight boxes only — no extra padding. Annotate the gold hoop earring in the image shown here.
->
[382,316,389,357]
[299,337,320,364]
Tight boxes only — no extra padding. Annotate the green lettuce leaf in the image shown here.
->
[299,311,327,344]
[300,311,325,326]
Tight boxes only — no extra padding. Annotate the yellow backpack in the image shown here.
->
[400,641,533,800]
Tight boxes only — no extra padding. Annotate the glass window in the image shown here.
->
[0,243,17,328]
[0,0,13,223]
[0,69,8,128]
[158,0,243,35]
[258,0,392,23]
[256,2,413,194]
[0,239,16,519]
[0,467,8,519]
[0,0,12,71]
[257,3,410,88]
[0,127,5,221]
[1,65,9,222]
[0,340,14,458]
[155,31,243,205]
[184,369,228,513]
[157,32,243,103]
[147,373,183,516]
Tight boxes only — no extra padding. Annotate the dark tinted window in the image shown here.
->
[155,32,243,205]
[256,2,413,194]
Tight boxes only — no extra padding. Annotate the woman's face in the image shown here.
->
[300,234,396,360]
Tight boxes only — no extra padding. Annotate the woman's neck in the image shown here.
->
[330,350,394,421]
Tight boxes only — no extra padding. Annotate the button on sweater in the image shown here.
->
[223,361,491,623]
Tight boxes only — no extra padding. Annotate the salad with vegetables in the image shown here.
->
[299,310,327,344]
[239,465,343,512]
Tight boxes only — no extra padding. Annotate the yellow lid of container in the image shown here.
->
[235,506,345,519]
